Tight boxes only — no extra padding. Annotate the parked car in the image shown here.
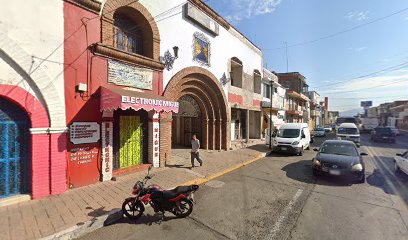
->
[389,127,400,136]
[312,140,367,183]
[370,127,396,143]
[336,123,361,147]
[271,123,311,156]
[324,125,332,132]
[395,151,408,175]
[313,127,326,137]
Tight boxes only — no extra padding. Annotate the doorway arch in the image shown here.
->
[0,97,31,198]
[164,67,229,150]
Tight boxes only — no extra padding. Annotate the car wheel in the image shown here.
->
[312,169,319,177]
[359,175,365,184]
[395,161,401,173]
[298,147,304,156]
[392,139,396,144]
[306,144,310,150]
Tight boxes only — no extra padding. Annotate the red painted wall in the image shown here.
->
[64,2,104,187]
[228,93,244,105]
[253,99,261,108]
[64,2,164,188]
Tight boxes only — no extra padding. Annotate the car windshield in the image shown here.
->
[277,129,300,138]
[315,128,324,131]
[374,128,392,133]
[337,127,358,135]
[319,143,358,157]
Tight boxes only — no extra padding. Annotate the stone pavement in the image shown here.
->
[0,144,272,240]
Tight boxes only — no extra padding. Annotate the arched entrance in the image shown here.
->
[164,67,229,151]
[172,95,202,147]
[0,97,31,198]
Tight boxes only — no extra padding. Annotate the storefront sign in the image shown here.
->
[184,3,219,36]
[101,122,113,181]
[108,60,153,90]
[100,87,179,113]
[69,147,98,165]
[121,96,179,111]
[70,122,100,145]
[153,113,160,167]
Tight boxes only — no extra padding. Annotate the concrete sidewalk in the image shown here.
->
[0,144,272,240]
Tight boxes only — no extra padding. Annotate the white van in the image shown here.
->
[269,123,311,156]
[336,123,361,147]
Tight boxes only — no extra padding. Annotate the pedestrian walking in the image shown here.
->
[191,134,203,168]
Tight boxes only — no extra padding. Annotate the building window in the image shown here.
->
[262,82,271,98]
[230,57,243,88]
[254,70,262,94]
[113,14,144,55]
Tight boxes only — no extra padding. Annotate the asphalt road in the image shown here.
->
[78,133,408,240]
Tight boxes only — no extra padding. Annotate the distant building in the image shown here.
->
[277,72,310,123]
[261,69,286,136]
[307,91,323,129]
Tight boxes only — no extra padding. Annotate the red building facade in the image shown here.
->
[63,0,179,188]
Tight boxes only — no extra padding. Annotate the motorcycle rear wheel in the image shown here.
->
[122,198,145,220]
[173,198,193,218]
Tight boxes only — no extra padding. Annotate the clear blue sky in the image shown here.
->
[207,0,408,113]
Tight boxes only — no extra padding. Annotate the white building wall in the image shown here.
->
[138,0,263,96]
[0,0,66,128]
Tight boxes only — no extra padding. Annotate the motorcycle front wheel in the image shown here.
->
[173,198,193,218]
[122,198,145,220]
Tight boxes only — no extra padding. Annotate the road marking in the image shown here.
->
[365,145,408,232]
[265,189,303,240]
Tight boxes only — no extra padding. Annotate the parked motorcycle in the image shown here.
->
[122,166,199,220]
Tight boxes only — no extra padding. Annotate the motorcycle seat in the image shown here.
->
[162,186,193,200]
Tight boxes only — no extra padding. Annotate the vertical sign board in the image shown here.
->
[153,113,160,167]
[101,122,113,181]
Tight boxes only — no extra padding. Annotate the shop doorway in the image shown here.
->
[113,110,147,170]
[172,95,202,148]
[0,98,31,198]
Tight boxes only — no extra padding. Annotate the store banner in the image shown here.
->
[152,113,160,167]
[101,122,113,181]
[100,87,179,113]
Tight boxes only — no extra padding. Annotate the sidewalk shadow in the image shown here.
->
[165,164,191,169]
[115,213,178,226]
[281,160,353,186]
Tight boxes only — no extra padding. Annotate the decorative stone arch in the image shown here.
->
[102,0,161,61]
[0,85,49,128]
[160,67,230,165]
[0,30,67,198]
[0,29,66,128]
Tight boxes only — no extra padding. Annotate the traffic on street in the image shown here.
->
[78,132,408,240]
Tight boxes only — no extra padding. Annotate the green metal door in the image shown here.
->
[119,116,142,168]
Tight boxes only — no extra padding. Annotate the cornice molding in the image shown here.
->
[65,0,102,14]
[91,43,165,71]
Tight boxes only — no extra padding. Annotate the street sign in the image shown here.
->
[360,101,372,108]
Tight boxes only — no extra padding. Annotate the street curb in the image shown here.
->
[181,150,272,186]
[41,149,272,240]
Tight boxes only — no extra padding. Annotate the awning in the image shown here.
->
[100,87,179,113]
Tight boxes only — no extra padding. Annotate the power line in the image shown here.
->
[329,94,407,100]
[30,0,139,76]
[309,51,408,89]
[263,6,408,51]
[319,79,407,94]
[312,60,408,89]
[102,0,209,44]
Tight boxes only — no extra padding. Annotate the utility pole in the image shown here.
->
[269,81,274,149]
[285,41,289,72]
